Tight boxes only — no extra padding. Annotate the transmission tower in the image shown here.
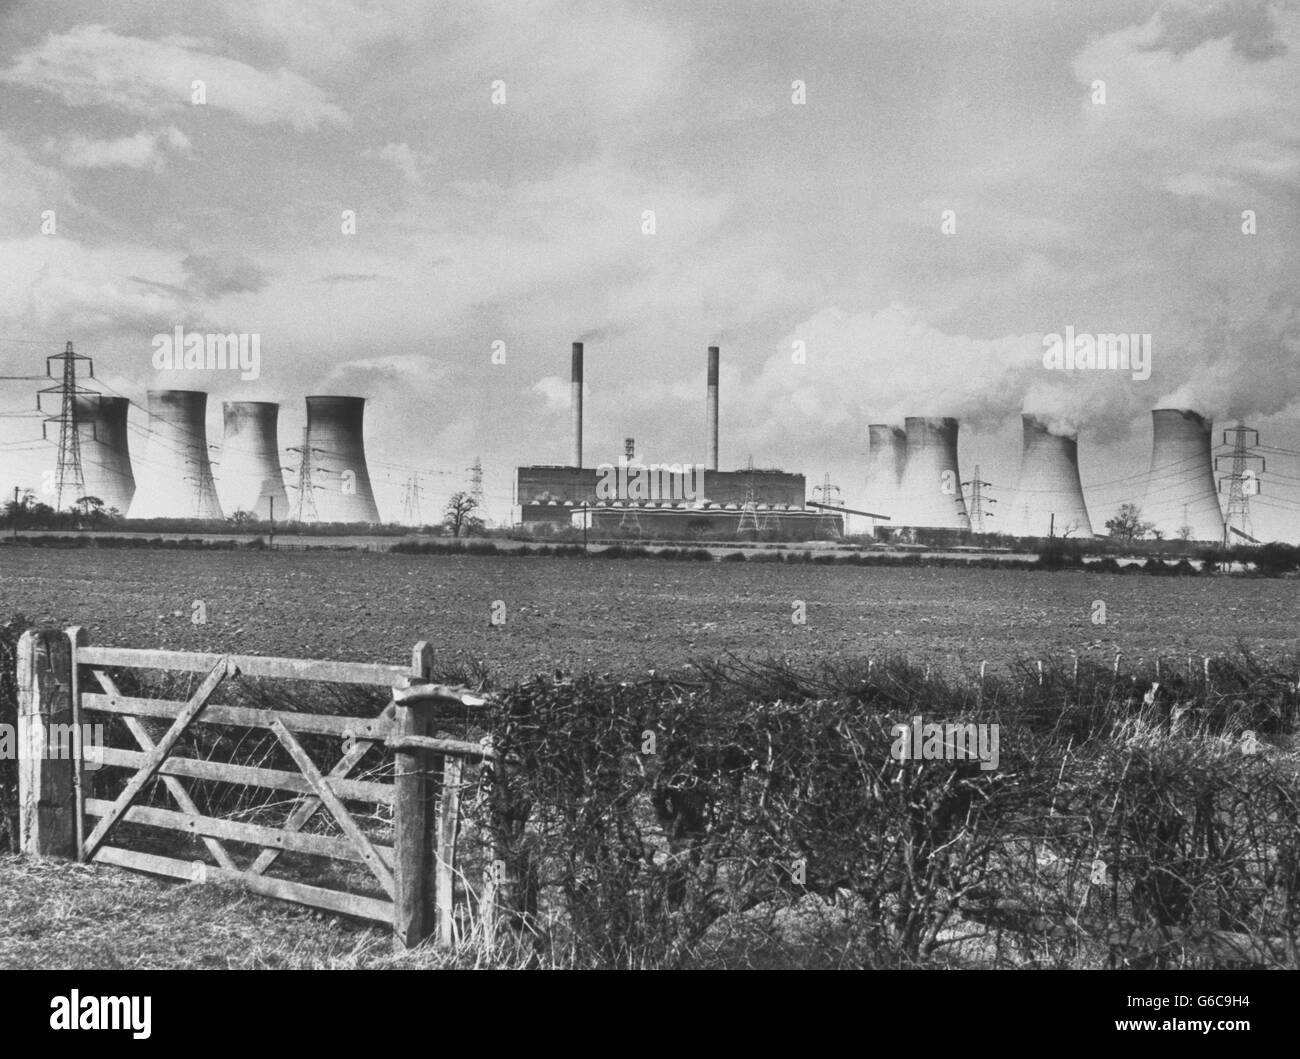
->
[401,474,424,526]
[812,472,844,537]
[961,465,996,533]
[285,428,323,523]
[468,456,485,523]
[1216,424,1264,544]
[37,340,96,511]
[736,455,761,534]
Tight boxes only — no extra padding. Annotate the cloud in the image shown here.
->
[364,142,432,187]
[1144,0,1288,61]
[181,253,269,298]
[0,24,349,130]
[46,126,190,171]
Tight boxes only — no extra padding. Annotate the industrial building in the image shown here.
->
[1007,415,1094,538]
[303,395,381,524]
[891,417,970,531]
[73,393,135,516]
[1142,408,1224,541]
[516,342,844,539]
[218,401,289,520]
[127,389,224,520]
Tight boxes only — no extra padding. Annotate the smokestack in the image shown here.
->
[897,416,970,529]
[305,396,381,524]
[219,401,289,520]
[1010,415,1094,538]
[1143,408,1224,541]
[74,394,135,516]
[707,345,719,471]
[127,390,223,519]
[570,341,583,468]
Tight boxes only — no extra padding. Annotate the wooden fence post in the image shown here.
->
[393,642,435,950]
[16,628,77,858]
[66,626,89,859]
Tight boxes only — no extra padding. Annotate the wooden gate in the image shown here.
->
[16,626,495,949]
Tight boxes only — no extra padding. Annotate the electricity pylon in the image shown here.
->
[961,465,996,532]
[37,340,96,511]
[1216,424,1263,544]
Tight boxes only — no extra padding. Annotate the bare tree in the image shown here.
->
[443,491,483,538]
[1105,503,1153,544]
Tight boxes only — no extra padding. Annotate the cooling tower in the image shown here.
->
[1010,415,1093,538]
[897,417,970,529]
[127,390,223,519]
[73,394,135,515]
[865,424,905,519]
[304,396,380,523]
[1142,408,1223,541]
[570,341,583,468]
[219,401,289,520]
[707,346,719,471]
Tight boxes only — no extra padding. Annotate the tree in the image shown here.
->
[227,509,257,529]
[74,496,109,527]
[443,491,483,538]
[1105,503,1153,544]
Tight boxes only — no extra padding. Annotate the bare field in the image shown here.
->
[3,548,1297,678]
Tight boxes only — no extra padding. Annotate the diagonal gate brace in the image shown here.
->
[269,719,395,899]
[92,668,238,872]
[82,657,237,862]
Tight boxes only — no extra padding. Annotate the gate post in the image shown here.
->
[393,642,435,949]
[16,628,77,858]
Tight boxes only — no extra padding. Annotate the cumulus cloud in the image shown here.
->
[47,126,190,171]
[0,24,349,130]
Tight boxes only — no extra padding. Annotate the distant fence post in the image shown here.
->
[16,628,77,858]
[393,642,435,950]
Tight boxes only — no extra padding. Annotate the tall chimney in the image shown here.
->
[570,341,583,468]
[706,345,719,471]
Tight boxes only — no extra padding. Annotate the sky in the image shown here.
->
[0,0,1298,539]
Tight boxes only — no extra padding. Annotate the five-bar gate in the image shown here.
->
[15,626,495,949]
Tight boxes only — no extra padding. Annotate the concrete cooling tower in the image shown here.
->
[73,394,135,515]
[305,395,380,523]
[865,424,905,520]
[219,401,289,520]
[1142,408,1223,541]
[127,390,223,519]
[897,417,970,529]
[1009,415,1094,538]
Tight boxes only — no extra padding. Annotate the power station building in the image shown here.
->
[516,342,843,538]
